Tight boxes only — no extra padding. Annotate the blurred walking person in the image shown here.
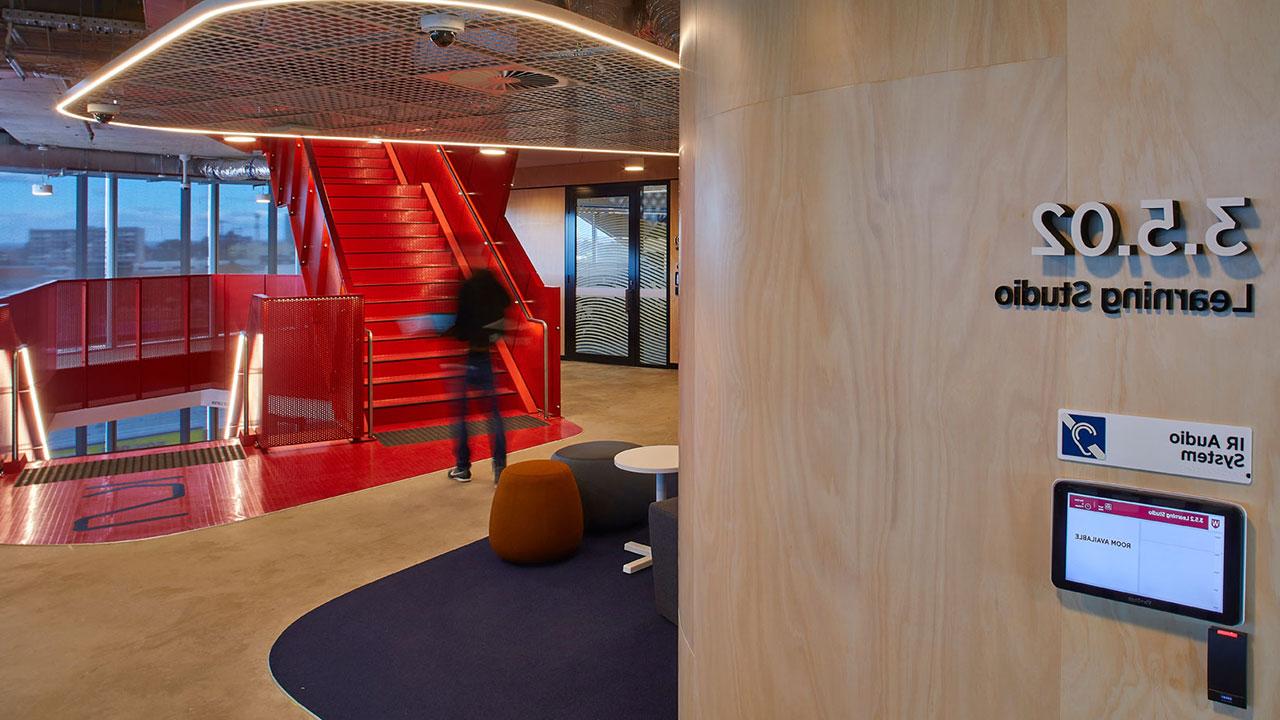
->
[445,269,510,483]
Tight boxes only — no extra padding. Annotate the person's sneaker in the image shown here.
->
[449,467,472,483]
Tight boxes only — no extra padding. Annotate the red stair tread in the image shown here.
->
[372,349,468,362]
[324,184,424,198]
[372,388,516,409]
[297,142,531,427]
[366,368,509,386]
[349,262,455,271]
[341,240,449,253]
[354,278,460,288]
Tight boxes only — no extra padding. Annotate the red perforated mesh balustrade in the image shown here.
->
[1,274,306,413]
[250,295,363,449]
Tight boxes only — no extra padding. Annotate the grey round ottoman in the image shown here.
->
[551,440,651,532]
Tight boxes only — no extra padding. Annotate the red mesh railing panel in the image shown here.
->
[140,277,185,359]
[54,283,84,371]
[0,274,305,413]
[0,304,18,460]
[250,295,362,448]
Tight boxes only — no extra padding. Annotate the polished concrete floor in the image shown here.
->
[0,361,677,718]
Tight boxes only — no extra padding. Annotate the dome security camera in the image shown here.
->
[87,101,119,125]
[420,13,465,47]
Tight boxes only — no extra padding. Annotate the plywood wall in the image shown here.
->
[506,187,567,356]
[679,1,1279,718]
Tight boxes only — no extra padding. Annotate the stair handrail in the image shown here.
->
[435,147,552,418]
[365,328,374,436]
[300,139,356,294]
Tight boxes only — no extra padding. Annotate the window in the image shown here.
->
[219,183,271,273]
[276,203,298,273]
[191,181,212,274]
[116,408,184,452]
[48,405,213,458]
[0,171,297,301]
[87,176,107,278]
[0,171,79,296]
[47,426,78,459]
[118,178,184,277]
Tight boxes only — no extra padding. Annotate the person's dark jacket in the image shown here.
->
[447,269,511,351]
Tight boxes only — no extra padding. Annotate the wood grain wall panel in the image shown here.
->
[690,0,1064,118]
[505,188,568,355]
[676,0,702,699]
[1055,2,1280,717]
[681,0,1279,718]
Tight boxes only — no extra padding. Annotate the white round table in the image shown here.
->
[614,444,678,501]
[614,444,679,574]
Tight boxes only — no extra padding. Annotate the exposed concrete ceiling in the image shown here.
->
[0,75,246,157]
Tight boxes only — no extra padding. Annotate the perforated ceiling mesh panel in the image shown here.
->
[67,0,679,154]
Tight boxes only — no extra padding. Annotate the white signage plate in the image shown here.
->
[1058,409,1252,485]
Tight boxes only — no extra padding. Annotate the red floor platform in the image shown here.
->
[0,416,580,545]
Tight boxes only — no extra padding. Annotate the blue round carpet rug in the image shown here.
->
[269,529,676,720]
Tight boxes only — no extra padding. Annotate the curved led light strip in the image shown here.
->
[55,0,681,157]
[222,332,246,440]
[16,347,50,461]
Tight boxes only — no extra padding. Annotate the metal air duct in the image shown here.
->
[189,155,270,182]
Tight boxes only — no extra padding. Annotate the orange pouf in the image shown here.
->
[488,460,584,564]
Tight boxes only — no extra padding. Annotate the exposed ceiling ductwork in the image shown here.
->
[540,0,678,51]
[188,154,269,182]
[2,4,147,80]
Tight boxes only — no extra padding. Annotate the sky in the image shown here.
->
[0,171,270,247]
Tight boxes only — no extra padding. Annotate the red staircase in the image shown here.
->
[266,139,534,429]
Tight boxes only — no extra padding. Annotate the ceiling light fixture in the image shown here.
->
[479,147,507,156]
[623,157,645,172]
[32,144,53,196]
[50,120,682,157]
[255,192,272,204]
[224,135,257,143]
[53,0,680,157]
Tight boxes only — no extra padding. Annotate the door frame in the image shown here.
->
[564,181,672,367]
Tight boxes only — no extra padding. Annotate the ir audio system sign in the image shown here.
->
[1058,410,1252,485]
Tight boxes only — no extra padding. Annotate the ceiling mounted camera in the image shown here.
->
[420,13,465,48]
[87,101,120,125]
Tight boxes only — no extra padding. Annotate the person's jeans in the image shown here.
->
[453,350,506,472]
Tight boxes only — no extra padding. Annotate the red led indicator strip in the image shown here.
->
[1216,629,1239,638]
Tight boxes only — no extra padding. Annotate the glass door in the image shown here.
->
[567,183,670,366]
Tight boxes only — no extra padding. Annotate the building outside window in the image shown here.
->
[0,170,297,292]
[118,177,184,277]
[47,405,213,458]
[192,180,212,274]
[2,167,299,458]
[218,182,271,273]
[0,171,78,296]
